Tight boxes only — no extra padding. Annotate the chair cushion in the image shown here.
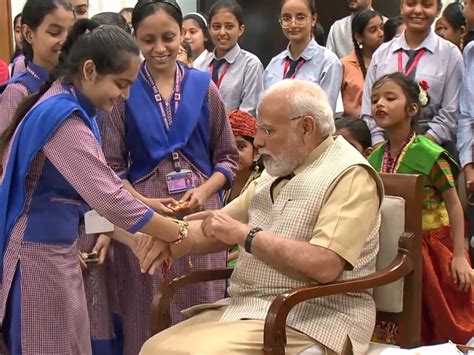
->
[367,342,401,355]
[374,196,405,313]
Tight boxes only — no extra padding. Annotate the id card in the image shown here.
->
[166,169,195,194]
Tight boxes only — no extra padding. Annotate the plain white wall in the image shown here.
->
[12,0,196,20]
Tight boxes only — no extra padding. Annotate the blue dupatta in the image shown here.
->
[125,64,213,183]
[0,93,101,276]
[0,62,49,94]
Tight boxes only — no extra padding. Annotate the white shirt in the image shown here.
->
[193,49,213,72]
[326,15,353,59]
[200,44,264,116]
[264,39,342,111]
[361,30,463,145]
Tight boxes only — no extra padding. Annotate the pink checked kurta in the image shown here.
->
[0,83,153,354]
[0,83,29,135]
[101,67,238,355]
[0,70,117,351]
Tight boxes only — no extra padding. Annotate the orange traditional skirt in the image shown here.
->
[421,225,474,345]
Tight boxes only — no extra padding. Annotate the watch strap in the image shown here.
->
[244,227,262,254]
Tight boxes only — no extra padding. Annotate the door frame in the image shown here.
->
[0,0,13,63]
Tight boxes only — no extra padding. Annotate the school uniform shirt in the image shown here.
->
[193,49,214,72]
[263,38,342,112]
[11,55,26,77]
[0,84,28,135]
[361,30,463,145]
[457,41,474,167]
[465,29,474,49]
[0,63,49,136]
[200,44,264,116]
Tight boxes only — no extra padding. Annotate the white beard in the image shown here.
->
[260,133,306,177]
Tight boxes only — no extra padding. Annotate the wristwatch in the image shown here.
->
[244,227,262,254]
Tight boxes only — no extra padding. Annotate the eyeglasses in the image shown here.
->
[256,116,305,136]
[278,15,310,29]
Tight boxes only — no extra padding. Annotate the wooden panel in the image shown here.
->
[374,0,401,18]
[0,0,13,63]
[198,0,401,67]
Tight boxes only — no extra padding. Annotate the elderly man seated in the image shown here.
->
[140,80,384,355]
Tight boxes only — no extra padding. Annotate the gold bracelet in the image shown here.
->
[168,217,189,244]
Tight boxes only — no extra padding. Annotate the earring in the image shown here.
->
[358,42,363,49]
[252,160,260,172]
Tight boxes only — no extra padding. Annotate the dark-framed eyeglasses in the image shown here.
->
[278,15,310,29]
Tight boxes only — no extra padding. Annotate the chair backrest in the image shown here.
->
[372,173,424,348]
[374,195,406,313]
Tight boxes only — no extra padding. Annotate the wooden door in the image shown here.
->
[0,0,13,63]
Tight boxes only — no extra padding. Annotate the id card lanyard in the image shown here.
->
[142,63,182,130]
[142,63,187,175]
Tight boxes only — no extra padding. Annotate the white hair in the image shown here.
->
[259,80,335,137]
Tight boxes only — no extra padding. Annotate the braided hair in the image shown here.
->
[352,9,382,78]
[0,19,140,155]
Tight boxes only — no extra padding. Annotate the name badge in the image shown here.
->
[166,169,195,194]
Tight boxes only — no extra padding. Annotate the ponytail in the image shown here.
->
[352,37,367,78]
[0,19,99,155]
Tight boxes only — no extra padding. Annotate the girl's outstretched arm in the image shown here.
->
[442,187,474,291]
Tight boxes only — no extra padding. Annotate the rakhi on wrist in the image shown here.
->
[161,217,189,285]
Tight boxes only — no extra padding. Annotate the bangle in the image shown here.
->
[244,227,262,254]
[168,217,189,244]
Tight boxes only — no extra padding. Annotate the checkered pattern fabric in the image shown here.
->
[224,138,383,355]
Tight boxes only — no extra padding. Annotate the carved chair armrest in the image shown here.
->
[398,231,418,251]
[150,268,233,334]
[263,248,414,355]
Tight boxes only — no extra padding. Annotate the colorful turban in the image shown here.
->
[228,110,257,138]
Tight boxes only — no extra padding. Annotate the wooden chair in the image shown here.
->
[150,173,424,354]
